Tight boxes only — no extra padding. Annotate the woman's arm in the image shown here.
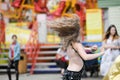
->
[103,44,117,49]
[74,43,104,60]
[111,46,120,49]
[102,41,114,49]
[103,41,120,49]
[84,45,98,51]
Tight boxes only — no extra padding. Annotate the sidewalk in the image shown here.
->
[0,74,102,80]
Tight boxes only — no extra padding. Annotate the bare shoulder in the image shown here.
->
[74,42,82,46]
[74,42,83,49]
[102,40,105,42]
[116,37,120,42]
[118,36,120,40]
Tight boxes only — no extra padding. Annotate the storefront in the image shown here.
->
[98,0,120,35]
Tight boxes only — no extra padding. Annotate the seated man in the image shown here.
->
[103,55,120,80]
[55,47,69,75]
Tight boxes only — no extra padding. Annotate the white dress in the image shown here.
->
[100,38,120,76]
[57,48,69,60]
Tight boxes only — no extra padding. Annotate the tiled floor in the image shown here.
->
[0,74,102,80]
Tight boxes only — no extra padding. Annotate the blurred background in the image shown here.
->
[0,0,120,80]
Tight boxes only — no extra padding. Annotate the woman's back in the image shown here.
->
[67,45,84,72]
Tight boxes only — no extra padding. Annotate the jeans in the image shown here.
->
[7,60,19,80]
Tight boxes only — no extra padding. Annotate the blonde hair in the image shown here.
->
[48,14,80,50]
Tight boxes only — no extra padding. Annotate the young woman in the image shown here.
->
[48,14,104,80]
[100,25,120,76]
[8,35,20,80]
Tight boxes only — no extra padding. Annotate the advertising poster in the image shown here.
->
[6,23,31,46]
[86,9,103,42]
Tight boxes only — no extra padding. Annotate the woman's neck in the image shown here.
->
[109,35,113,39]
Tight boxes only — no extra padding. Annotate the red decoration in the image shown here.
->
[28,22,33,30]
[34,0,49,13]
[75,2,86,26]
[11,0,23,8]
[0,20,6,53]
[75,2,86,41]
[25,20,39,74]
[86,0,98,9]
[52,1,66,17]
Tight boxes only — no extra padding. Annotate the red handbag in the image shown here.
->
[11,0,23,8]
[60,56,66,62]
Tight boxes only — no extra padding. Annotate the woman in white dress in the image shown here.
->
[100,25,120,76]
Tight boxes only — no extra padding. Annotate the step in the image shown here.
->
[38,54,56,57]
[0,52,8,54]
[28,59,54,63]
[0,58,8,60]
[26,51,57,55]
[28,63,56,66]
[0,62,56,66]
[0,69,15,72]
[38,51,57,54]
[28,68,61,71]
[28,56,55,60]
[22,45,60,51]
[0,62,58,70]
[0,64,7,66]
[28,63,58,69]
[40,45,60,49]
